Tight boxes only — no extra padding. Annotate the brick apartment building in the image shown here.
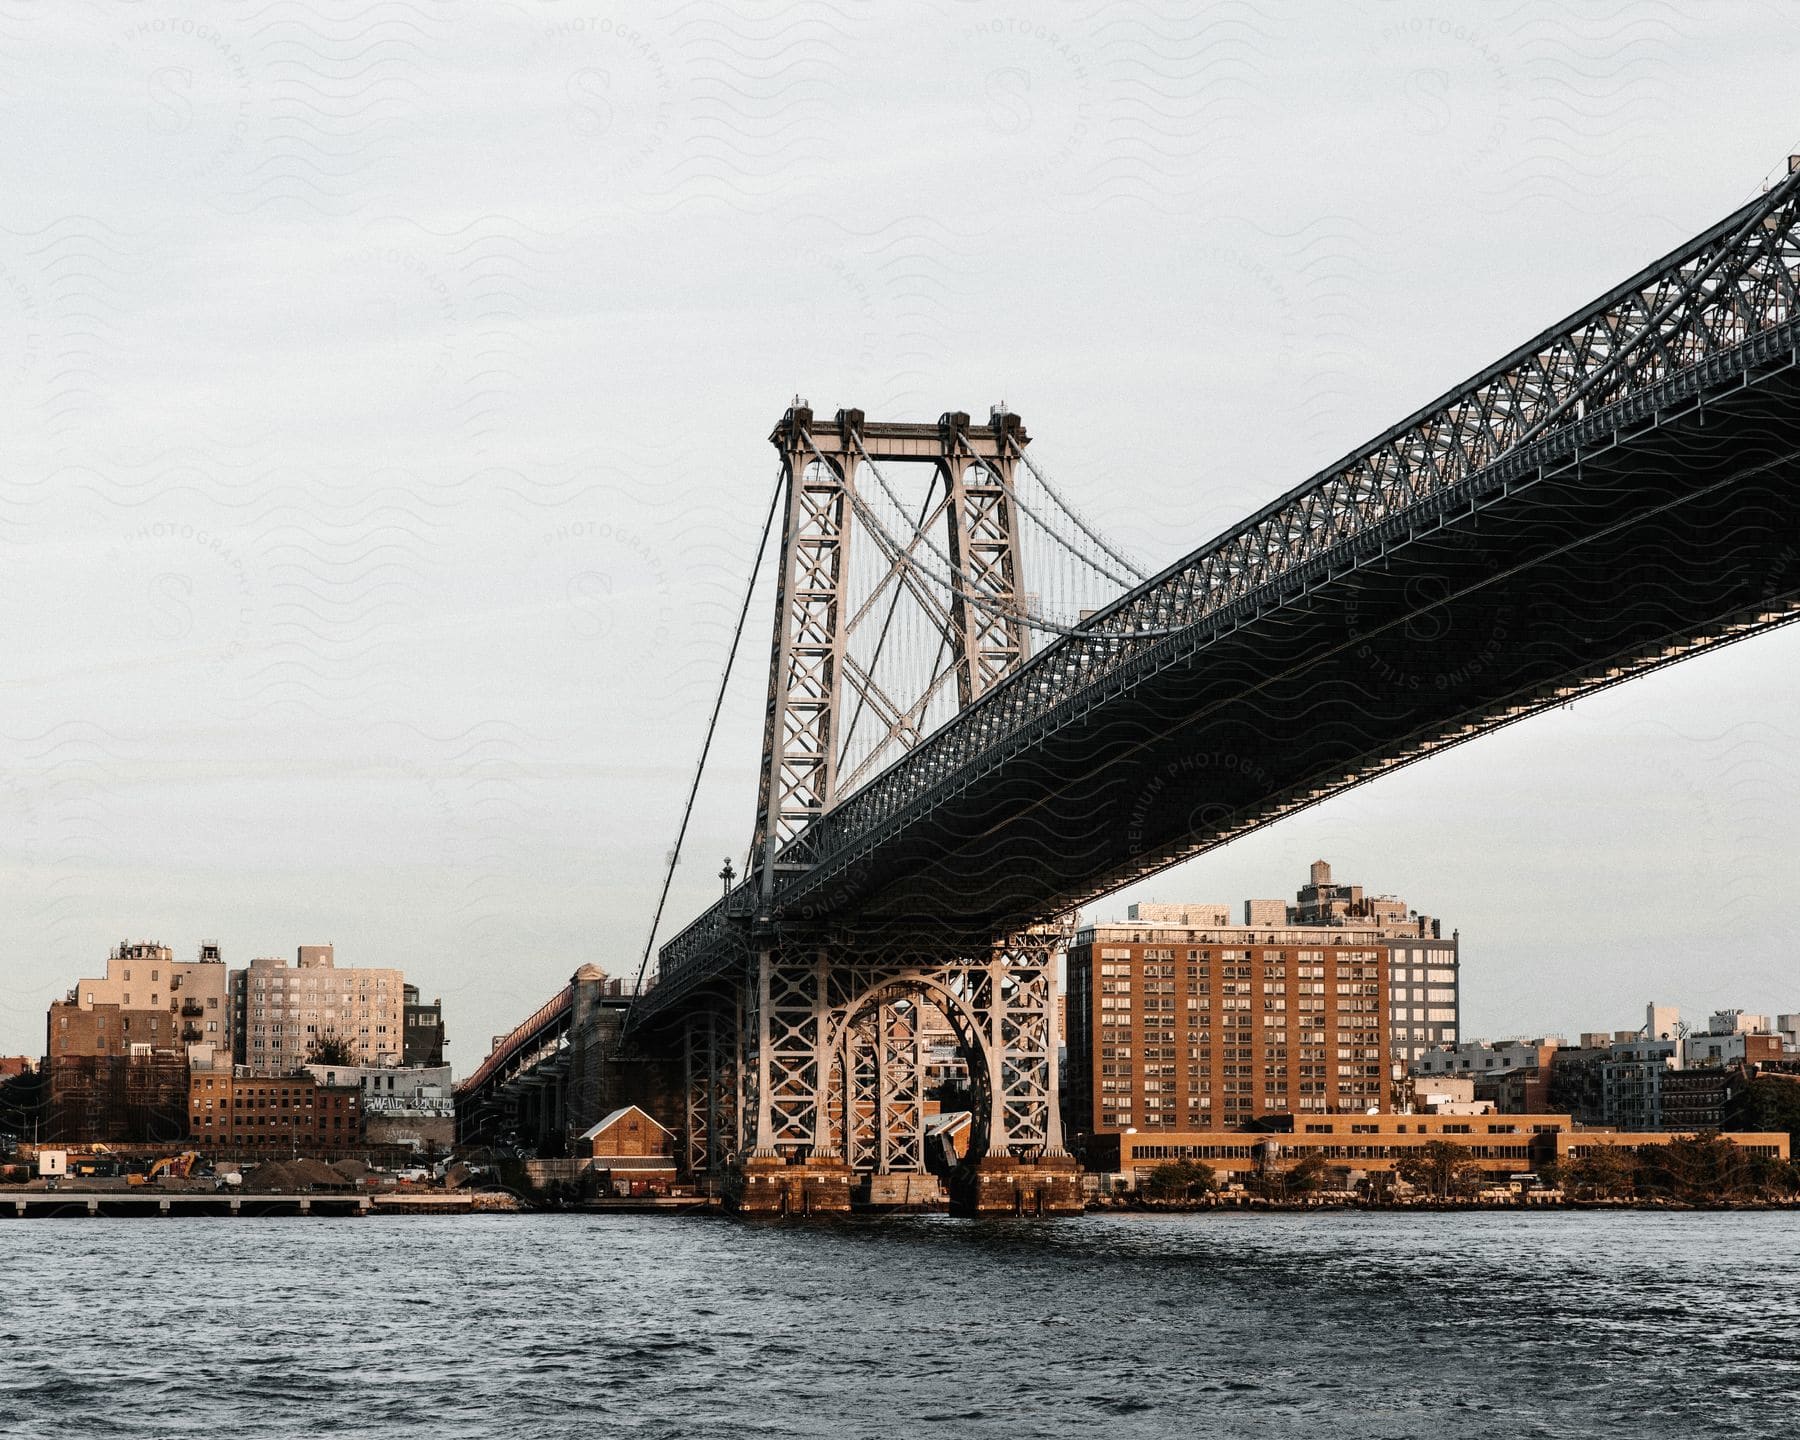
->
[1130,860,1459,1105]
[1064,919,1390,1148]
[34,936,434,1149]
[46,940,231,1055]
[189,1057,364,1152]
[41,938,224,1143]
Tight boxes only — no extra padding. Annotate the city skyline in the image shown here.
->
[10,833,1794,1063]
[4,7,1799,1074]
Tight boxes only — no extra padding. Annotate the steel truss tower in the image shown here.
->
[686,404,1077,1212]
[752,404,1030,904]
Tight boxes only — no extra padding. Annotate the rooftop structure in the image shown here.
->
[50,939,233,1058]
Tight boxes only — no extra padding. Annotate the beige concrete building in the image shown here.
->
[232,945,405,1074]
[55,939,233,1056]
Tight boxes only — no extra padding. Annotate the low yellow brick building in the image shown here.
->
[1088,1112,1789,1183]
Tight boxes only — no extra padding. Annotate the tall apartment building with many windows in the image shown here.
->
[1064,921,1390,1145]
[1131,861,1459,1104]
[231,945,405,1074]
[1382,935,1461,1086]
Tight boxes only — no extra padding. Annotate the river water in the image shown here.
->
[2,1210,1795,1439]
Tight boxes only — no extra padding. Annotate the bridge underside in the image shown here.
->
[639,338,1800,1213]
[772,350,1800,951]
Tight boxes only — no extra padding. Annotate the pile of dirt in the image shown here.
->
[249,1158,354,1192]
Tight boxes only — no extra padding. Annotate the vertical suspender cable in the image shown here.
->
[630,469,784,1002]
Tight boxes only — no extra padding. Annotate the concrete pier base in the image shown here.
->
[951,1153,1084,1217]
[729,1154,854,1217]
[855,1172,948,1212]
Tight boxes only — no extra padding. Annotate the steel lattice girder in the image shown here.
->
[682,1010,739,1175]
[804,172,1800,866]
[944,437,1031,706]
[835,999,927,1173]
[874,1001,926,1172]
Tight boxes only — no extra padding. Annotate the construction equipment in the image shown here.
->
[128,1151,200,1186]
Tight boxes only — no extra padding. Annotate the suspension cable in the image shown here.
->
[1003,432,1147,582]
[629,467,783,1001]
[840,431,1175,637]
[945,427,1138,590]
[837,484,938,763]
[806,429,1193,649]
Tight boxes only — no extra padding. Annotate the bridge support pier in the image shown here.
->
[708,928,1082,1217]
[731,1153,854,1217]
[953,1152,1084,1218]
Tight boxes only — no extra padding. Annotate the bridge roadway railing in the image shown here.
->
[453,983,574,1098]
[645,168,1800,1011]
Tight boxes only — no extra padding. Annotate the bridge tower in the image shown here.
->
[751,403,1031,904]
[679,403,1078,1215]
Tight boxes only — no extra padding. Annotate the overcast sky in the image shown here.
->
[3,0,1797,1062]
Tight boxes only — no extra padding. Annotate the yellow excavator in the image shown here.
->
[128,1151,199,1186]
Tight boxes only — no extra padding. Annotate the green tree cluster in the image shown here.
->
[1558,1134,1796,1203]
[1251,1152,1330,1200]
[1725,1074,1800,1151]
[1141,1158,1217,1202]
[1394,1140,1481,1199]
[305,1032,357,1067]
[1559,1145,1639,1199]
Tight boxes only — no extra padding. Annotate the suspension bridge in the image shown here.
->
[464,158,1800,1214]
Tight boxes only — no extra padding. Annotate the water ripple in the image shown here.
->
[0,1211,1795,1437]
